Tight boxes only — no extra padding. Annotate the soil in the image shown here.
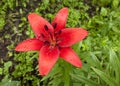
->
[0,0,40,60]
[0,0,41,81]
[83,0,97,17]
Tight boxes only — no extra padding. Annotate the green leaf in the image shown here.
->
[49,78,62,86]
[62,62,71,86]
[0,17,5,30]
[0,76,20,86]
[3,61,12,74]
[109,49,120,85]
[0,68,2,75]
[0,81,20,86]
[112,0,119,8]
[70,73,100,86]
[100,7,107,16]
[90,52,102,69]
[43,0,49,5]
[92,67,117,86]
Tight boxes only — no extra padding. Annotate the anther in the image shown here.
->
[53,23,57,29]
[44,41,50,45]
[41,33,45,38]
[58,30,62,34]
[44,25,48,31]
[54,30,62,36]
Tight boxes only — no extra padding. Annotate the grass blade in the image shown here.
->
[92,67,117,86]
[70,73,100,86]
[109,49,120,85]
[90,52,102,69]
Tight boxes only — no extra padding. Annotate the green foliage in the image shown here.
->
[112,0,120,8]
[0,0,120,86]
[71,73,100,86]
[3,61,12,75]
[0,2,5,30]
[0,17,5,30]
[92,0,112,7]
[12,52,41,86]
[0,76,20,86]
[91,49,120,86]
[0,68,2,75]
[92,67,117,86]
[109,49,120,85]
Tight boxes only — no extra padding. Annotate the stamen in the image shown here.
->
[44,25,48,31]
[53,23,57,29]
[41,33,45,38]
[58,30,62,34]
[54,30,62,37]
[44,41,49,45]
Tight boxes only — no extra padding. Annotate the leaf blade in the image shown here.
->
[70,73,100,86]
[92,67,117,86]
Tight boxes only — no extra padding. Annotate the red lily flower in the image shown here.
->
[15,8,88,75]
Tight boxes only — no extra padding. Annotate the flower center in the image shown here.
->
[37,24,62,47]
[49,32,57,46]
[50,39,56,46]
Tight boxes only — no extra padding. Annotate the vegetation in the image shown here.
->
[0,0,120,86]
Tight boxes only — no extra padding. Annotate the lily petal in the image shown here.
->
[60,47,82,67]
[52,8,68,32]
[15,38,43,51]
[28,13,54,37]
[39,46,59,75]
[58,28,88,47]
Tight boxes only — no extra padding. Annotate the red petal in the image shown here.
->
[28,13,54,37]
[15,38,43,51]
[52,8,68,32]
[58,28,88,47]
[38,46,59,75]
[60,47,82,67]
